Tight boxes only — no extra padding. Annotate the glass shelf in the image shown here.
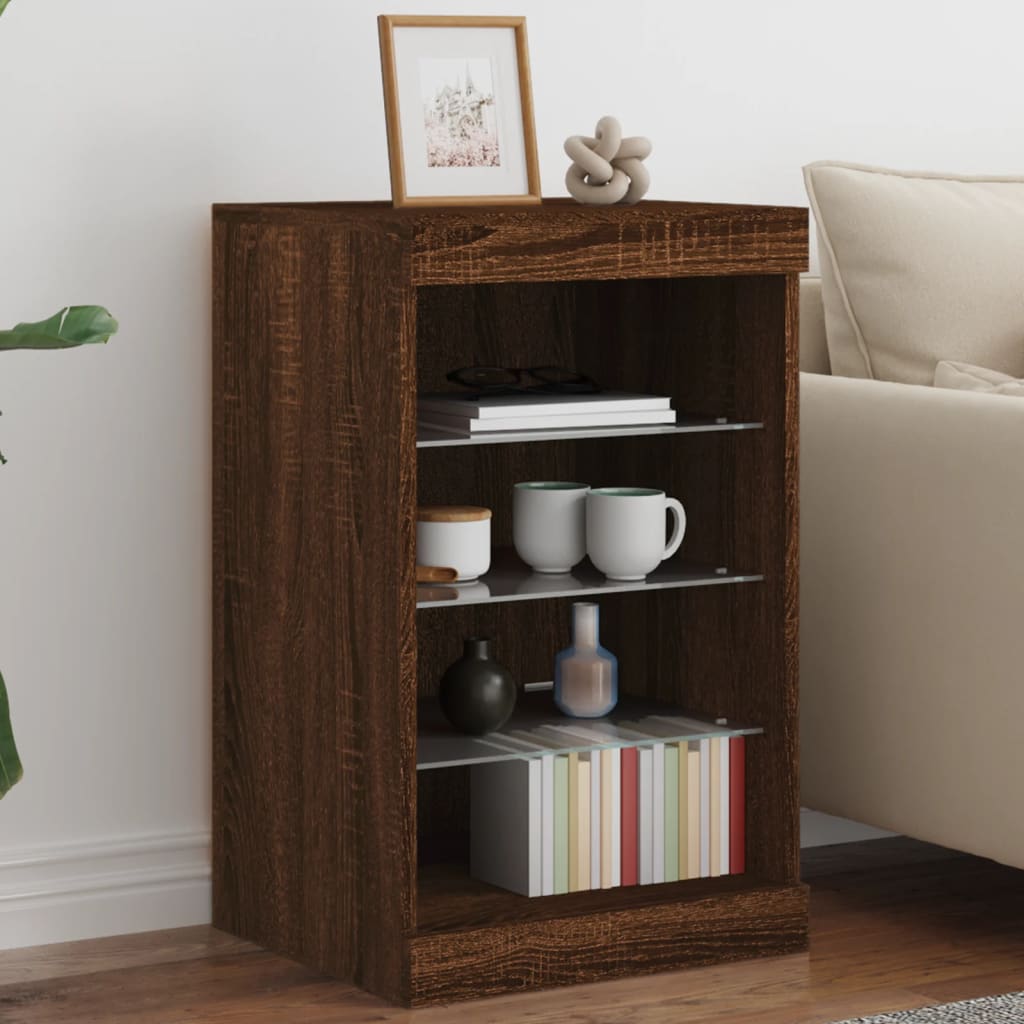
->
[417,685,763,770]
[416,416,763,448]
[416,549,763,608]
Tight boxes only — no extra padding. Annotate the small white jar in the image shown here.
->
[416,506,492,582]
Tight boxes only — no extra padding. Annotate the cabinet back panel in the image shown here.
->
[415,276,762,422]
[417,432,730,564]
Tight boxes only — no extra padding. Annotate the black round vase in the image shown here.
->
[439,636,517,735]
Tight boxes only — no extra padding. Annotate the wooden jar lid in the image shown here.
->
[416,505,492,523]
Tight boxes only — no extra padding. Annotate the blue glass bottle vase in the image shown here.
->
[554,602,618,718]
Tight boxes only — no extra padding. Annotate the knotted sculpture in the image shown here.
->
[564,116,652,205]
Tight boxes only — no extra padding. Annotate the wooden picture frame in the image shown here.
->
[378,15,542,207]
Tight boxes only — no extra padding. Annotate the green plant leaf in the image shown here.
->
[0,306,118,350]
[0,671,24,799]
[0,0,12,18]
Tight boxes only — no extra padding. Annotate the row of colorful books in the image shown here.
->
[470,736,745,897]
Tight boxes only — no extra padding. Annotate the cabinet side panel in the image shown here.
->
[213,216,415,1002]
[728,274,800,883]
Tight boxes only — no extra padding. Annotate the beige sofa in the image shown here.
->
[799,277,1024,870]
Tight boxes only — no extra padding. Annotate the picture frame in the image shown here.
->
[378,15,542,207]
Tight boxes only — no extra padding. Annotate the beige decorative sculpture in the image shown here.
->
[564,116,652,205]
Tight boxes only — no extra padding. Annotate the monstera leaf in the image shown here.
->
[0,306,118,351]
[0,672,23,799]
[0,306,118,466]
[0,305,118,790]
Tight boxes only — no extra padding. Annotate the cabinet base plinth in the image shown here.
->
[405,881,808,1007]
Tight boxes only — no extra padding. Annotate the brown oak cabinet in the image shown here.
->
[212,199,808,1006]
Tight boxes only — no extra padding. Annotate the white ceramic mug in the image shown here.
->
[513,481,589,573]
[586,488,686,581]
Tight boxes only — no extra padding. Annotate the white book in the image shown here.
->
[541,754,555,896]
[470,758,542,897]
[417,390,672,419]
[530,759,543,893]
[610,747,621,888]
[699,738,711,879]
[638,746,654,884]
[590,748,602,890]
[418,408,676,436]
[652,743,665,884]
[720,736,731,876]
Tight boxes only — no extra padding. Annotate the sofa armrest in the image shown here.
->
[800,372,1024,867]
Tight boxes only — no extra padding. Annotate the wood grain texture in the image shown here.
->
[212,200,807,1005]
[7,840,1023,1024]
[412,202,806,284]
[213,215,417,1002]
[408,882,807,1006]
[733,273,800,884]
[213,199,808,284]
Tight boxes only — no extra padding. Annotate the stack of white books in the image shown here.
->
[417,391,676,438]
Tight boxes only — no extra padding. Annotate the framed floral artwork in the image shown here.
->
[378,15,542,207]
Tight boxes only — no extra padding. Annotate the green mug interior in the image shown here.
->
[589,487,663,497]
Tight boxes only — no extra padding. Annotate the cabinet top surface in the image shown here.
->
[213,197,806,224]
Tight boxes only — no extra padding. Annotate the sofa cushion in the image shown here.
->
[803,161,1024,384]
[934,360,1024,397]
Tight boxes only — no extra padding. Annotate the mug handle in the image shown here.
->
[663,498,686,561]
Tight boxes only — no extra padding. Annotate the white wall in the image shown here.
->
[1,0,1020,947]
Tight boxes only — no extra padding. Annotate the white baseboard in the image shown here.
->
[800,808,897,848]
[0,831,211,950]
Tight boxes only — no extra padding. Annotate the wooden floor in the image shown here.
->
[2,838,1023,1024]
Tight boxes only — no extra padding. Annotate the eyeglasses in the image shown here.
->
[446,365,599,395]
